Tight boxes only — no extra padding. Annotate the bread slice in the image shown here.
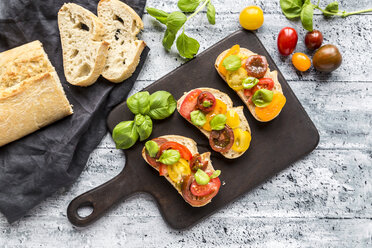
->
[98,0,146,83]
[215,48,284,122]
[58,3,109,86]
[177,88,251,159]
[0,41,73,147]
[142,135,217,207]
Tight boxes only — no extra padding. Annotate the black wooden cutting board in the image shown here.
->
[67,30,319,229]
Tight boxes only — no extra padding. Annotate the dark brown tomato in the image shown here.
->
[209,125,234,153]
[189,154,208,173]
[305,30,323,50]
[197,91,216,113]
[313,44,342,72]
[145,138,168,169]
[245,55,268,78]
[182,174,220,206]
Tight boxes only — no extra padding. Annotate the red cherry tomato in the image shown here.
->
[179,89,202,120]
[277,27,298,56]
[244,78,274,97]
[305,30,323,50]
[159,141,193,161]
[197,91,216,113]
[190,176,221,197]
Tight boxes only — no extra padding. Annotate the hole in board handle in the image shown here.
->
[76,202,94,219]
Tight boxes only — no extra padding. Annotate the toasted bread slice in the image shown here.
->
[177,88,251,159]
[142,135,217,207]
[98,0,146,83]
[215,48,284,122]
[58,3,109,86]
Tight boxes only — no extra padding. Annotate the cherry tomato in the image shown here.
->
[189,154,208,172]
[305,30,323,50]
[239,6,264,30]
[197,91,216,113]
[245,55,268,78]
[167,158,191,183]
[209,126,234,153]
[179,89,202,120]
[182,174,220,206]
[190,175,221,197]
[159,141,193,161]
[244,78,274,99]
[231,128,251,153]
[277,27,298,56]
[292,53,311,72]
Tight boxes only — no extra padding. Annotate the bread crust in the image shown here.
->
[215,48,284,122]
[177,87,251,159]
[141,135,217,207]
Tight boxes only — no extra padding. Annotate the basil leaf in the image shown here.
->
[127,91,150,115]
[134,114,153,141]
[158,149,181,165]
[210,170,221,179]
[195,169,210,185]
[148,91,177,120]
[280,0,304,19]
[145,140,159,158]
[178,0,200,12]
[176,32,200,58]
[210,114,227,130]
[207,2,216,25]
[324,1,339,17]
[252,89,274,107]
[242,77,259,89]
[222,55,241,71]
[112,121,139,149]
[146,7,169,24]
[162,29,176,51]
[301,1,314,31]
[190,110,206,126]
[166,11,187,34]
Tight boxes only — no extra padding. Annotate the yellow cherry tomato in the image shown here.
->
[167,158,191,183]
[255,92,286,122]
[231,128,251,153]
[226,110,240,129]
[226,67,247,91]
[202,99,227,131]
[239,6,264,30]
[292,52,311,72]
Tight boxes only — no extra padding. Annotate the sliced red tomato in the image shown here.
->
[179,89,202,120]
[159,164,168,176]
[244,78,274,101]
[159,141,192,161]
[190,176,221,197]
[182,174,221,206]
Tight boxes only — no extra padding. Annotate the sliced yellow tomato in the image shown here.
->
[218,44,240,77]
[202,99,227,131]
[167,158,191,183]
[231,128,251,153]
[255,92,286,122]
[226,110,240,129]
[226,67,247,91]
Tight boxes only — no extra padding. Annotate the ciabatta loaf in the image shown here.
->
[98,0,145,83]
[0,41,73,147]
[58,3,109,86]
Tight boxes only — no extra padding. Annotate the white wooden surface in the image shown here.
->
[1,0,372,247]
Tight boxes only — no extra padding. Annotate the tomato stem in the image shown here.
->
[314,5,372,18]
[186,0,210,21]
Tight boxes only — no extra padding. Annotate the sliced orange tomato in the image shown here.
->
[167,158,191,183]
[226,109,240,129]
[255,92,286,121]
[218,44,240,77]
[231,128,251,153]
[202,99,227,131]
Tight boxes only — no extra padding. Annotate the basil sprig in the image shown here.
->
[147,0,216,58]
[280,0,372,31]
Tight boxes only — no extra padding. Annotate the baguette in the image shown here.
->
[177,88,251,159]
[98,0,146,83]
[58,3,109,86]
[0,41,73,146]
[215,47,285,122]
[142,135,220,207]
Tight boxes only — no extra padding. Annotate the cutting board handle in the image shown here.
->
[67,165,137,227]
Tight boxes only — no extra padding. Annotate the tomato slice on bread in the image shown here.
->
[179,89,202,120]
[182,174,221,206]
[159,141,193,161]
[190,176,221,197]
[244,78,275,101]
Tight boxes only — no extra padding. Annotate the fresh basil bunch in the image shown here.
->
[147,0,216,58]
[112,91,177,149]
[280,0,372,31]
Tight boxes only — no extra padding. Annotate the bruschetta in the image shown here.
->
[215,44,286,122]
[177,88,251,159]
[142,135,221,207]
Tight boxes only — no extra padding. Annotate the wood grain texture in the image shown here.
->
[1,0,372,246]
